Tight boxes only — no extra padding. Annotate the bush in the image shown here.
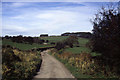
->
[55,41,65,50]
[55,36,79,50]
[2,45,42,80]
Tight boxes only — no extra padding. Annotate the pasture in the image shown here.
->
[40,36,68,44]
[2,36,100,56]
[2,39,54,50]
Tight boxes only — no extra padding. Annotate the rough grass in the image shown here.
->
[2,39,54,50]
[50,49,118,78]
[49,51,92,78]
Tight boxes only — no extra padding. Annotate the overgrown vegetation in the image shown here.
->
[2,45,42,80]
[90,5,120,74]
[50,48,119,78]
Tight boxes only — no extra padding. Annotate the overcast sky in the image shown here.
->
[2,2,118,36]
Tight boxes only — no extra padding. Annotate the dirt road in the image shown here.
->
[33,50,75,79]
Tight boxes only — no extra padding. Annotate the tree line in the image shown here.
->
[3,35,48,44]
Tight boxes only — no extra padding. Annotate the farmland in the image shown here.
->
[40,36,69,44]
[2,38,54,50]
[2,36,120,79]
[41,36,99,56]
[2,36,69,50]
[64,37,91,54]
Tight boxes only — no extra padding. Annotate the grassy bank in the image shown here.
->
[50,48,119,78]
[49,52,92,78]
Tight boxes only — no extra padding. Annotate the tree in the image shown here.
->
[64,36,79,48]
[55,36,79,50]
[91,5,120,59]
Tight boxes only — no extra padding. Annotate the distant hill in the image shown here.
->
[61,32,92,38]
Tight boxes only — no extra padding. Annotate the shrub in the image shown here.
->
[55,36,79,50]
[55,41,65,50]
[2,45,42,80]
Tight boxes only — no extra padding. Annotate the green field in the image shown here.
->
[40,36,68,44]
[64,37,91,54]
[78,37,89,46]
[2,39,54,50]
[59,37,100,56]
[2,36,68,50]
[2,36,96,55]
[41,36,91,54]
[2,37,100,56]
[64,47,91,54]
[41,36,88,46]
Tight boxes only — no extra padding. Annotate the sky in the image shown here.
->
[2,2,118,36]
